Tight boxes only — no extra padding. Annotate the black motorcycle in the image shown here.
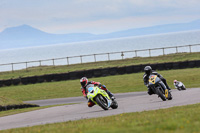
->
[148,74,172,101]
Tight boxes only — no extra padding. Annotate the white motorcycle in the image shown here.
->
[174,82,186,91]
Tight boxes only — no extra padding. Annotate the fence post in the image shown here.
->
[11,63,14,72]
[67,57,69,65]
[149,49,151,57]
[176,47,178,53]
[135,50,137,57]
[26,62,28,71]
[80,56,82,64]
[121,52,124,59]
[108,53,110,61]
[94,54,96,62]
[52,59,55,66]
[163,48,165,55]
[39,60,41,66]
[189,45,192,53]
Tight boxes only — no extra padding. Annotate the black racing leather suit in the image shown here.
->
[143,71,171,95]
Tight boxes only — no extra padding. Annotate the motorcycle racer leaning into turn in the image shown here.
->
[174,80,186,90]
[143,66,171,95]
[80,77,115,107]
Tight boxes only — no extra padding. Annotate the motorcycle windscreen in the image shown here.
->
[88,87,94,93]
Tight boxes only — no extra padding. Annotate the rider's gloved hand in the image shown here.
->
[101,85,106,88]
[98,84,102,88]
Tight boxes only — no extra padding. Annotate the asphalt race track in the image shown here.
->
[24,91,147,106]
[0,88,200,130]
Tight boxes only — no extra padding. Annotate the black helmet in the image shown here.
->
[144,66,152,75]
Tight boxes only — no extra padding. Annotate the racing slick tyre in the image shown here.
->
[167,92,173,100]
[110,99,118,109]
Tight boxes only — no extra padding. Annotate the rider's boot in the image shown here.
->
[100,85,115,100]
[106,90,115,100]
[87,99,95,107]
[161,78,171,91]
[163,80,171,91]
[167,86,172,92]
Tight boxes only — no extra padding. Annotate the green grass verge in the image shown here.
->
[0,52,200,79]
[2,103,200,133]
[0,96,39,113]
[0,68,200,101]
[0,96,23,106]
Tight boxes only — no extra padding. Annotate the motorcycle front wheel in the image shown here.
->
[94,95,109,110]
[156,88,166,101]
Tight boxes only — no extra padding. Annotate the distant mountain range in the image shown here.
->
[0,19,200,49]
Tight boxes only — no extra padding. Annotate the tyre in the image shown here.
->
[177,87,182,91]
[156,88,166,101]
[181,86,186,90]
[94,95,109,110]
[110,99,118,109]
[167,92,173,100]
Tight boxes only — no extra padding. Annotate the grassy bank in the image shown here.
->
[2,103,200,133]
[0,52,200,80]
[0,103,76,117]
[0,96,38,113]
[0,68,200,101]
[0,96,23,106]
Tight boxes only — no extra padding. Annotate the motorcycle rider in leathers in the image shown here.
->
[80,77,114,107]
[174,80,186,90]
[143,66,171,95]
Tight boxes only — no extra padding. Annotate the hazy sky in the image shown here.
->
[0,0,200,34]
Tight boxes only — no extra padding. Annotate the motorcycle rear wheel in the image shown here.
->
[181,86,186,90]
[167,92,173,100]
[110,99,118,109]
